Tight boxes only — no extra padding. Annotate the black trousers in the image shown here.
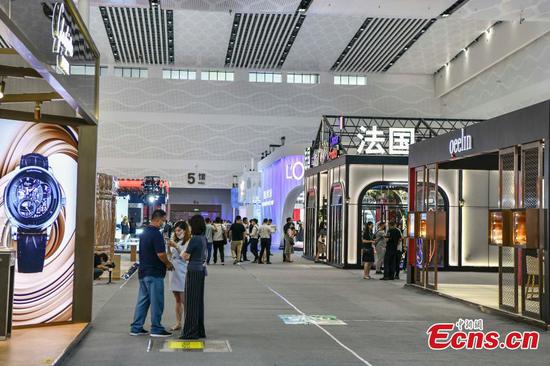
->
[181,270,206,339]
[213,241,225,263]
[395,250,402,277]
[384,246,397,279]
[249,238,259,260]
[259,238,271,263]
[241,238,249,261]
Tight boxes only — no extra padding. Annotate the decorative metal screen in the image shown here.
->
[499,246,517,312]
[305,190,317,259]
[500,152,516,209]
[522,146,540,209]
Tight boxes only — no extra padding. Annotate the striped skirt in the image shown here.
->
[181,269,206,339]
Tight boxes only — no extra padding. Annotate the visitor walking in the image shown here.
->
[129,217,137,238]
[241,217,250,261]
[315,221,327,262]
[130,209,173,337]
[167,221,190,331]
[229,216,246,265]
[284,226,296,263]
[362,221,375,279]
[212,217,226,265]
[282,217,294,262]
[205,218,214,264]
[374,222,387,274]
[180,215,207,340]
[121,216,130,241]
[259,219,272,264]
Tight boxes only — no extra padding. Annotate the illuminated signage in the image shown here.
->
[356,126,415,155]
[52,2,74,75]
[328,148,339,160]
[449,129,472,156]
[329,135,340,147]
[285,161,304,181]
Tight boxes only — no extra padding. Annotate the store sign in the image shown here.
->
[304,147,312,168]
[449,129,473,156]
[356,126,415,155]
[52,2,74,75]
[285,161,304,181]
[329,134,341,147]
[262,189,274,207]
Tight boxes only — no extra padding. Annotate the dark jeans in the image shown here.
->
[206,242,213,264]
[383,247,397,279]
[181,270,206,339]
[213,241,225,263]
[131,276,165,334]
[259,238,271,263]
[395,250,402,277]
[241,238,249,261]
[94,268,104,280]
[249,238,259,261]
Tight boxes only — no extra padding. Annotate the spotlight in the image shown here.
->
[0,80,5,99]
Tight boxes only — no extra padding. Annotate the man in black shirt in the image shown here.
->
[381,221,402,280]
[229,216,247,265]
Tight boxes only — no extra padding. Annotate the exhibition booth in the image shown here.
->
[0,1,99,364]
[407,101,550,326]
[303,115,478,268]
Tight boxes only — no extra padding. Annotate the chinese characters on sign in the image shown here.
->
[187,173,206,185]
[356,126,415,155]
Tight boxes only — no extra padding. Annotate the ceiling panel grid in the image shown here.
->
[99,5,174,64]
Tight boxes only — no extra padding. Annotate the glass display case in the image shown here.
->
[427,210,447,241]
[407,212,417,238]
[488,209,512,246]
[512,208,543,249]
[418,212,428,239]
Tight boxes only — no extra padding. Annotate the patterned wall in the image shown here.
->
[440,31,550,119]
[97,72,440,188]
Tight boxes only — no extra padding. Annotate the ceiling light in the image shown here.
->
[442,13,449,18]
[0,80,5,99]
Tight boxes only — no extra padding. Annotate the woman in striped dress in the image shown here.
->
[179,215,207,340]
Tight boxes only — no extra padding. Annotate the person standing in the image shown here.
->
[212,217,225,265]
[204,218,214,265]
[315,221,327,262]
[180,215,207,340]
[249,219,260,263]
[362,222,375,279]
[394,224,405,280]
[241,217,250,262]
[130,209,173,337]
[259,219,272,264]
[268,219,275,262]
[129,217,137,238]
[121,216,130,241]
[374,222,387,274]
[229,216,246,265]
[166,221,190,331]
[285,226,296,263]
[381,221,401,280]
[282,217,294,262]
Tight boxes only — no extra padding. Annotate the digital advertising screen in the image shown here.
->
[0,119,78,326]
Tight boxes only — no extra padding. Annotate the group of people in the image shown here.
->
[130,209,207,339]
[361,221,405,280]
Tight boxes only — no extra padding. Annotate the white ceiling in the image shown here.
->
[88,0,550,74]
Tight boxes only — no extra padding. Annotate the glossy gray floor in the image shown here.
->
[62,256,550,366]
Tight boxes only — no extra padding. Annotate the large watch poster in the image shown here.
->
[0,119,78,326]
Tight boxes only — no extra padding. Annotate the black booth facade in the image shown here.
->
[408,101,550,325]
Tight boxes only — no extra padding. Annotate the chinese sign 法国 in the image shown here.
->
[356,126,415,155]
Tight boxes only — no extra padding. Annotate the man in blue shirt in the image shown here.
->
[130,209,174,337]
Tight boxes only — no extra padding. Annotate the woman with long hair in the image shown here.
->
[362,221,375,279]
[180,215,207,340]
[167,221,191,331]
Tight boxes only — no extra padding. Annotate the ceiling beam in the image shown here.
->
[0,108,85,126]
[0,92,61,103]
[0,65,42,78]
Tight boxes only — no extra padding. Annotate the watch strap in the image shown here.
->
[16,232,48,273]
[20,153,48,169]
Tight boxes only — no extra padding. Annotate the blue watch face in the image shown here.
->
[5,168,62,229]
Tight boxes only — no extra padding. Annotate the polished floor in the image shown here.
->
[62,256,549,366]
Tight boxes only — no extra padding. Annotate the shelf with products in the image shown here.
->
[511,208,544,249]
[418,212,428,239]
[488,209,513,246]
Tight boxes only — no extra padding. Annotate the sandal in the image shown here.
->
[169,324,182,331]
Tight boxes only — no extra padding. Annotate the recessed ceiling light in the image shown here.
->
[442,13,449,18]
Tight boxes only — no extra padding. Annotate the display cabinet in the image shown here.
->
[488,209,513,246]
[512,208,543,249]
[427,210,447,241]
[407,212,418,238]
[418,212,428,239]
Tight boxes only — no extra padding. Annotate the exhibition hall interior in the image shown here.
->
[1,0,550,365]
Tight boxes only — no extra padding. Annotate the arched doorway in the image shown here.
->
[281,185,305,249]
[357,182,449,268]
